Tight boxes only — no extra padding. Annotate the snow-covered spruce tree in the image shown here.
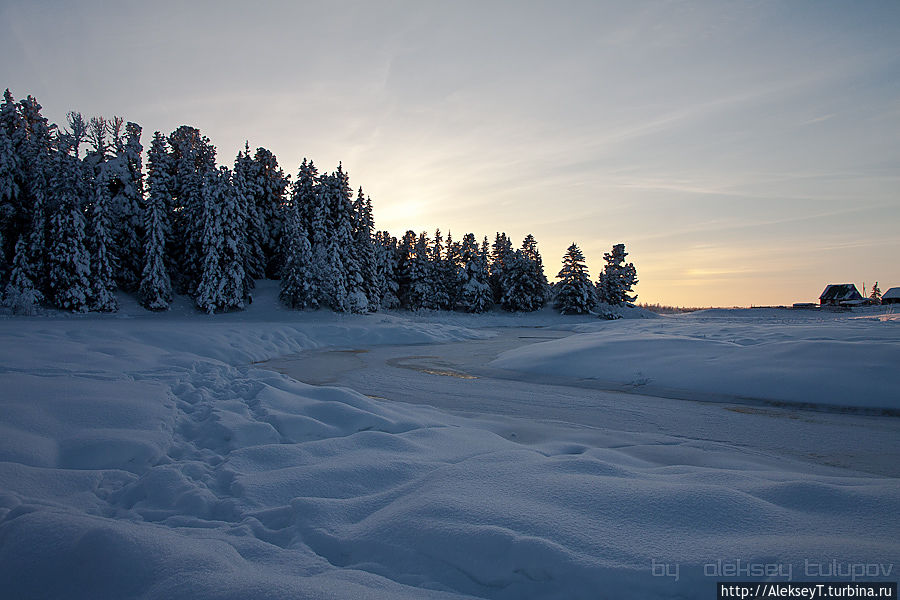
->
[489,232,514,304]
[289,158,322,307]
[0,94,23,279]
[406,231,436,310]
[554,243,596,315]
[139,132,173,310]
[308,164,334,309]
[597,243,638,306]
[279,186,315,309]
[108,121,144,291]
[520,234,549,302]
[233,144,262,281]
[250,147,288,278]
[396,230,417,308]
[194,168,226,313]
[314,171,346,311]
[337,166,365,312]
[500,234,548,312]
[443,231,465,310]
[3,235,42,314]
[317,165,356,312]
[500,250,544,312]
[374,230,400,309]
[88,173,118,312]
[429,228,450,310]
[220,167,247,310]
[353,188,379,311]
[47,140,92,312]
[0,124,18,282]
[343,187,367,311]
[458,232,492,313]
[17,94,54,296]
[168,126,216,294]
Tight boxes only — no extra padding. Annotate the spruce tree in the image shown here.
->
[234,144,264,280]
[869,282,882,304]
[521,234,549,301]
[279,188,315,309]
[194,167,246,313]
[219,167,247,310]
[459,232,492,312]
[374,230,400,309]
[501,250,542,312]
[290,158,322,307]
[396,230,417,307]
[250,147,288,278]
[0,127,17,282]
[0,99,22,277]
[139,132,173,310]
[353,188,379,311]
[168,126,216,294]
[444,231,465,310]
[500,235,548,312]
[194,169,225,314]
[555,243,596,315]
[26,177,47,298]
[489,232,513,304]
[306,163,332,309]
[429,228,450,309]
[406,231,435,310]
[3,235,42,314]
[18,95,54,296]
[109,121,144,291]
[47,175,92,311]
[88,174,118,312]
[597,243,637,306]
[318,164,355,312]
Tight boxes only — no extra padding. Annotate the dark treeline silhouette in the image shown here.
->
[0,90,635,316]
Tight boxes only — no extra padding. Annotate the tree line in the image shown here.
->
[0,90,636,316]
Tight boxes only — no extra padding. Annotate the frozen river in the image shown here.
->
[260,326,900,478]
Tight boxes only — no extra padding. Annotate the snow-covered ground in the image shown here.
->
[492,306,900,412]
[1,283,898,599]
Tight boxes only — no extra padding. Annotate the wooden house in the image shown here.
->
[819,284,863,306]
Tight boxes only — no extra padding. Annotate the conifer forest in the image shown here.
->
[0,91,637,316]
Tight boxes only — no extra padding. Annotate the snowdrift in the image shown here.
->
[492,308,900,411]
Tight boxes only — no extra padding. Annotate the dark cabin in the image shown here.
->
[819,284,863,306]
[883,287,900,305]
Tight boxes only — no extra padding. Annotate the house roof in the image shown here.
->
[819,284,862,301]
[883,287,900,300]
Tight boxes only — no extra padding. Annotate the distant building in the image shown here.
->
[792,302,816,309]
[819,284,863,306]
[883,287,900,305]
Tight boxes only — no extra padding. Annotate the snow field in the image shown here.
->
[1,294,898,598]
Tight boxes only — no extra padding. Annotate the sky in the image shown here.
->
[1,0,898,306]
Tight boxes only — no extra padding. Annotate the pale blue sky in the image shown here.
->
[2,0,898,305]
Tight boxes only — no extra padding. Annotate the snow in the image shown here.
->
[1,284,898,599]
[492,306,900,411]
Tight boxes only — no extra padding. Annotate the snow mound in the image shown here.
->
[492,309,900,411]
